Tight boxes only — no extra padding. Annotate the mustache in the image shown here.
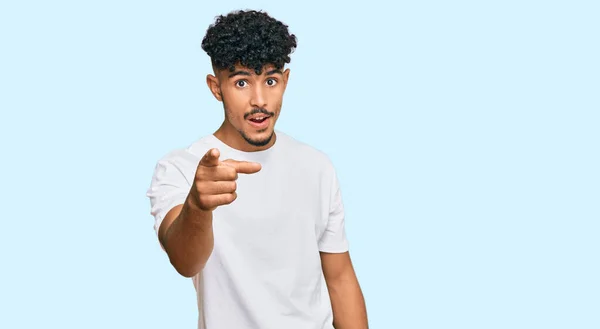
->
[244,108,275,119]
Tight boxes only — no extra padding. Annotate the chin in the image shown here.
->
[240,128,275,147]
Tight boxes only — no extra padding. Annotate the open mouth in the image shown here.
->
[249,116,269,124]
[247,114,272,127]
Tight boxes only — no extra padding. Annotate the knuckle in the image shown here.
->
[195,181,207,193]
[198,195,209,206]
[226,168,238,180]
[194,184,203,195]
[195,168,208,181]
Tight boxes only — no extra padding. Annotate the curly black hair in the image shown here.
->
[201,10,297,75]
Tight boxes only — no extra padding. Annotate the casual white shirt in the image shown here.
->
[147,130,349,329]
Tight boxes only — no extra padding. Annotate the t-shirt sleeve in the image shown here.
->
[318,167,350,253]
[146,151,193,237]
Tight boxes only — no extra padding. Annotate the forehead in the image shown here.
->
[219,63,280,78]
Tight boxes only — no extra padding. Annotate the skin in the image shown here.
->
[207,63,289,152]
[158,62,368,328]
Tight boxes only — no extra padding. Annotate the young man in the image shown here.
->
[146,10,368,329]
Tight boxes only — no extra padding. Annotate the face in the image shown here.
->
[207,63,290,150]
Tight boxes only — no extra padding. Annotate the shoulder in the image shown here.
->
[152,135,217,177]
[277,131,336,173]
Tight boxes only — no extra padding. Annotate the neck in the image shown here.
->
[213,121,276,152]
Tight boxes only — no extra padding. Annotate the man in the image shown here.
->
[146,9,368,329]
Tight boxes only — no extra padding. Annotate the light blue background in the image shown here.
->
[1,0,598,328]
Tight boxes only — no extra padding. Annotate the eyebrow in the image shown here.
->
[265,69,283,76]
[228,68,283,78]
[228,71,251,78]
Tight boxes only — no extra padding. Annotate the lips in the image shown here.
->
[248,115,270,124]
[247,114,271,129]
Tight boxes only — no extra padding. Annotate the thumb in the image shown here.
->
[199,148,220,167]
[222,159,262,174]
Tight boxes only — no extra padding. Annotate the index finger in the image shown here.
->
[199,148,220,167]
[222,159,262,174]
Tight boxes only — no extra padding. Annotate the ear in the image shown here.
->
[206,74,222,102]
[282,68,291,88]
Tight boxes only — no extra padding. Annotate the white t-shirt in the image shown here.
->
[146,130,349,329]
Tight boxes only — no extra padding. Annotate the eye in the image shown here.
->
[266,78,277,86]
[236,80,248,88]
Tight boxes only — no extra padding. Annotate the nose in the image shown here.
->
[249,85,267,109]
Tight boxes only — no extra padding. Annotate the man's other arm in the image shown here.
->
[321,251,369,329]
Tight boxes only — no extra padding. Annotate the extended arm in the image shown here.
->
[159,200,214,278]
[153,148,261,278]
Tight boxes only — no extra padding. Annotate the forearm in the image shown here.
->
[161,198,214,277]
[327,274,369,329]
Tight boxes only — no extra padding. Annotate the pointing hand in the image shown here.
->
[190,148,261,211]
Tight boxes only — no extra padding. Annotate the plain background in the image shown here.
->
[1,0,598,328]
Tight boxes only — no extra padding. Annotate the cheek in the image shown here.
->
[274,99,283,115]
[225,107,244,125]
[223,93,247,117]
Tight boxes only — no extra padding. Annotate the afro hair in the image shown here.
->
[201,10,297,75]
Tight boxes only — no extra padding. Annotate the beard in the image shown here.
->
[239,129,274,147]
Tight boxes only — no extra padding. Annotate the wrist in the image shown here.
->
[183,195,213,221]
